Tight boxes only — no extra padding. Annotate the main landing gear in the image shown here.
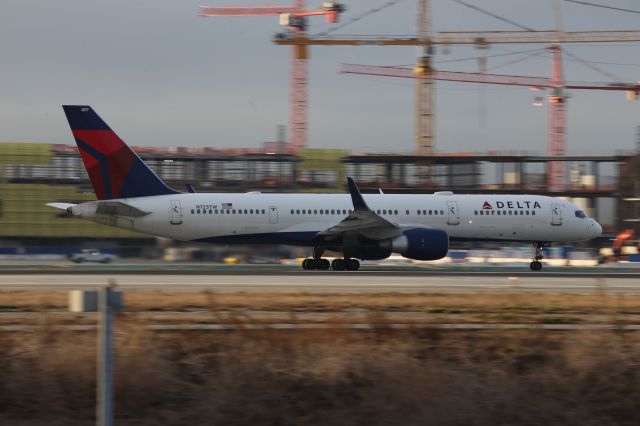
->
[529,242,547,271]
[301,257,360,271]
[331,258,360,271]
[301,258,330,270]
[301,246,360,271]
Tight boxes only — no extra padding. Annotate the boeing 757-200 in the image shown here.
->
[47,106,602,271]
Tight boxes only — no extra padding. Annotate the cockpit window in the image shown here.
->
[575,210,587,218]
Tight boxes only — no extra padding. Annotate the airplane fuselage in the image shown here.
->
[72,192,601,246]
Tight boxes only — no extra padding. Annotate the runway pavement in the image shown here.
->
[0,273,639,293]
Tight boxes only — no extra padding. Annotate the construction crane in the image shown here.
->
[339,59,640,190]
[199,1,346,153]
[275,28,640,189]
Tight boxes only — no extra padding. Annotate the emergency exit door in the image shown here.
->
[447,201,460,225]
[170,200,183,225]
[551,203,562,226]
[269,206,278,224]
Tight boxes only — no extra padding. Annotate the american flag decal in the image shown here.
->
[222,202,233,209]
[482,201,492,210]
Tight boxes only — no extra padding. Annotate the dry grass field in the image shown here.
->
[1,291,640,425]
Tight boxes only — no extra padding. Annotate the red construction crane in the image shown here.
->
[275,28,640,190]
[199,1,345,153]
[340,52,640,191]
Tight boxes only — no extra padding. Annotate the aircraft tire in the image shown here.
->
[318,259,330,270]
[331,258,346,271]
[302,259,316,270]
[346,258,360,271]
[529,261,542,271]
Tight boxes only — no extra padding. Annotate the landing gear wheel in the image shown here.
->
[317,258,330,270]
[331,258,346,271]
[346,258,360,271]
[302,258,317,270]
[530,242,547,271]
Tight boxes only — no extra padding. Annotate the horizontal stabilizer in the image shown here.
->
[95,201,151,217]
[46,202,76,212]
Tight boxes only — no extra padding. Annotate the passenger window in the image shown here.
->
[209,210,212,214]
[331,209,335,214]
[417,210,421,215]
[514,211,518,215]
[406,210,409,215]
[214,209,218,214]
[491,211,495,215]
[377,210,381,214]
[197,209,201,214]
[383,209,387,215]
[394,210,398,215]
[244,209,247,214]
[314,210,318,214]
[232,209,236,214]
[429,210,432,215]
[238,210,242,215]
[320,210,324,215]
[191,209,195,214]
[296,209,300,214]
[532,211,536,216]
[325,210,329,214]
[525,211,529,215]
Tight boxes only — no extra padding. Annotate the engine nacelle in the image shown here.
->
[391,228,449,261]
[343,232,391,260]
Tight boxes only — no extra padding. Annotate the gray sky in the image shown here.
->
[1,0,639,154]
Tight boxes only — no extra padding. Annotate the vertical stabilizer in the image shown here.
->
[62,105,178,200]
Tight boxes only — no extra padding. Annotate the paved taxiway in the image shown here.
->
[1,273,639,293]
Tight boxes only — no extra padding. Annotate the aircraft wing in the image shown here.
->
[316,178,403,241]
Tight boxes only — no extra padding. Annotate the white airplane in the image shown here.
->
[47,106,602,271]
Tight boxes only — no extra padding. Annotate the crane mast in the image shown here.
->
[199,1,345,153]
[416,0,433,156]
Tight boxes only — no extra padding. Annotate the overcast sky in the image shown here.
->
[1,0,639,154]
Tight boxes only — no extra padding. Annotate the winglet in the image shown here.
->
[347,177,370,211]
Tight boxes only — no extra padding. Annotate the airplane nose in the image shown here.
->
[593,221,602,237]
[587,220,602,238]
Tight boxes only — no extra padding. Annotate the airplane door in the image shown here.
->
[551,203,562,226]
[447,201,460,225]
[170,200,183,225]
[269,206,278,224]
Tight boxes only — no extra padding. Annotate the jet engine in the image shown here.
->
[342,228,449,261]
[390,227,449,261]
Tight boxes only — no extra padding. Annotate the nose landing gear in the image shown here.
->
[530,242,547,271]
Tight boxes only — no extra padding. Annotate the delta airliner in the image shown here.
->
[47,106,602,271]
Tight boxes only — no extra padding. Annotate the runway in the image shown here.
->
[0,273,638,293]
